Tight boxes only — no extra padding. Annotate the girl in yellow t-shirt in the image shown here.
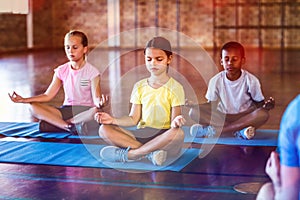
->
[95,36,186,166]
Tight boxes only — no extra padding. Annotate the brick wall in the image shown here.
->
[0,14,27,52]
[0,0,299,53]
[51,0,108,48]
[32,0,53,49]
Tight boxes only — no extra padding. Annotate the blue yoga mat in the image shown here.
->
[0,141,201,172]
[0,122,278,146]
[184,127,278,146]
[0,122,100,139]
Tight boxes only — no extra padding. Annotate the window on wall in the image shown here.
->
[0,0,29,14]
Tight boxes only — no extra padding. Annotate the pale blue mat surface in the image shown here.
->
[0,122,278,146]
[0,122,100,139]
[184,127,278,146]
[0,141,201,172]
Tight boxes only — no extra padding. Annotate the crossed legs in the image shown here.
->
[99,124,184,160]
[29,102,98,131]
[189,103,270,135]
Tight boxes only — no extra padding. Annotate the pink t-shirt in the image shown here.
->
[54,62,100,107]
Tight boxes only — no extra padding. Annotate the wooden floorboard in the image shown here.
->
[0,48,298,199]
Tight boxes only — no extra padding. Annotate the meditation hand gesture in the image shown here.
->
[97,94,109,110]
[171,115,186,128]
[8,91,26,103]
[263,97,275,110]
[94,112,113,124]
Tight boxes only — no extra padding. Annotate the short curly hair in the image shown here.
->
[220,41,245,58]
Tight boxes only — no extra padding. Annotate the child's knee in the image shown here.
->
[168,129,184,155]
[90,107,98,112]
[178,128,185,139]
[189,107,199,121]
[170,128,185,142]
[29,102,38,109]
[28,102,41,113]
[89,107,98,115]
[259,108,270,122]
[98,124,109,137]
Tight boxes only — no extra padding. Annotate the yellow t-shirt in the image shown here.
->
[130,78,185,129]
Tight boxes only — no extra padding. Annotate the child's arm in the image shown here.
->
[253,97,275,110]
[90,76,109,110]
[95,104,141,127]
[9,74,62,103]
[91,75,101,107]
[170,106,186,128]
[263,97,275,110]
[253,100,265,108]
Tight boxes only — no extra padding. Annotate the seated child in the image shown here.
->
[9,30,108,135]
[188,41,275,139]
[94,37,186,166]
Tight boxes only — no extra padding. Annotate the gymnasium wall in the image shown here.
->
[0,0,299,53]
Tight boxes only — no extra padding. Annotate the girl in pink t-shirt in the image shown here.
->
[9,30,107,134]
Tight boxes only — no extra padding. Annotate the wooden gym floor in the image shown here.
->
[0,47,299,199]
